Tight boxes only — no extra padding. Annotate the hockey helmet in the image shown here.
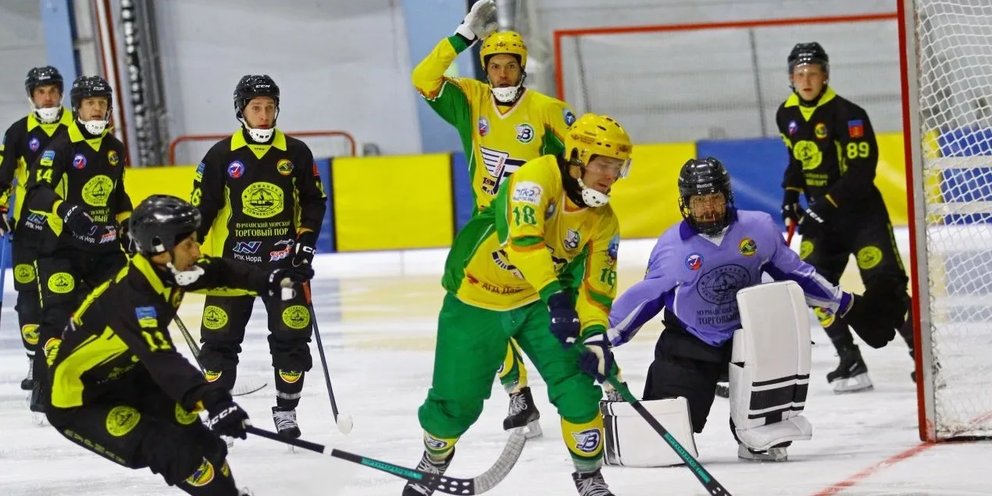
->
[788,42,829,74]
[130,195,202,256]
[678,157,735,235]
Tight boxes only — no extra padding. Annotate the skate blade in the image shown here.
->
[830,373,873,394]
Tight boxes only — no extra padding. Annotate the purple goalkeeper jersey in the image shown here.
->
[608,210,844,347]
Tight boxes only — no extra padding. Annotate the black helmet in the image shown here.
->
[233,74,280,118]
[678,157,735,235]
[787,42,829,74]
[129,195,201,255]
[69,75,113,113]
[25,66,64,96]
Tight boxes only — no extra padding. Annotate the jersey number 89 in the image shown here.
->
[846,142,870,159]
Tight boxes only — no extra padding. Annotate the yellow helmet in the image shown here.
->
[565,113,633,174]
[480,31,528,69]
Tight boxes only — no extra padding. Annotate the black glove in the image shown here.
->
[578,333,615,383]
[842,291,899,349]
[0,206,11,238]
[780,189,801,227]
[548,291,579,346]
[292,231,317,267]
[798,197,832,237]
[266,265,315,297]
[119,218,137,254]
[58,203,96,236]
[204,395,250,439]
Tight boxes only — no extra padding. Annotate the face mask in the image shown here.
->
[79,118,108,135]
[491,84,522,104]
[167,262,205,287]
[34,106,60,124]
[577,177,610,207]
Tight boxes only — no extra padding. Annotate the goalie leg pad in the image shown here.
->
[731,281,813,451]
[601,397,697,467]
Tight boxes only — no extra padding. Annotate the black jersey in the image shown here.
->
[0,109,73,230]
[775,87,885,212]
[192,129,326,267]
[24,121,133,253]
[48,255,269,411]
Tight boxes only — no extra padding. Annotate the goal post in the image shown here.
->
[900,0,992,442]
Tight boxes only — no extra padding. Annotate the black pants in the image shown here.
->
[11,238,42,355]
[46,372,239,495]
[643,313,732,434]
[33,249,127,392]
[199,289,313,408]
[801,204,910,351]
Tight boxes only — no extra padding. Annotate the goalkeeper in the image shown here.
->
[775,41,915,393]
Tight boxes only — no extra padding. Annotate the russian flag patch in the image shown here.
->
[848,119,864,138]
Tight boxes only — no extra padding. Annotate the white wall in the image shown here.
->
[153,0,421,163]
[0,2,46,129]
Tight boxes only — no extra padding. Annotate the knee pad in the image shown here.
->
[601,397,696,467]
[731,282,813,451]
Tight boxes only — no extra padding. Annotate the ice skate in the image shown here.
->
[20,357,34,391]
[402,449,453,496]
[826,345,872,393]
[503,386,542,439]
[271,406,301,439]
[738,442,788,462]
[571,468,615,496]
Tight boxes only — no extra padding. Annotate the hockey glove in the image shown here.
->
[799,197,833,237]
[578,333,615,383]
[780,189,801,227]
[548,291,580,346]
[454,0,498,42]
[292,230,317,267]
[843,288,902,349]
[205,399,251,439]
[0,206,11,237]
[58,202,96,237]
[266,265,315,297]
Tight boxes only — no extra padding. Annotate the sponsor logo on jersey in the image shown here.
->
[185,459,215,487]
[848,119,864,139]
[697,264,750,305]
[607,234,620,264]
[82,175,113,207]
[281,305,311,330]
[241,182,284,218]
[227,160,245,179]
[276,158,294,176]
[787,120,798,136]
[512,181,542,204]
[72,153,87,169]
[28,137,40,151]
[814,122,828,139]
[135,306,158,329]
[40,150,55,167]
[478,117,490,137]
[738,238,757,256]
[792,140,822,170]
[480,146,526,195]
[564,108,576,126]
[491,249,525,279]
[195,161,206,181]
[107,150,119,166]
[515,123,535,144]
[105,405,141,437]
[233,240,262,254]
[564,228,581,251]
[278,369,303,383]
[202,305,229,330]
[685,253,703,271]
[571,429,602,454]
[268,238,293,262]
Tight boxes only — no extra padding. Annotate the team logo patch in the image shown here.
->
[787,120,798,136]
[107,150,119,166]
[185,459,215,487]
[21,324,39,346]
[813,307,836,327]
[278,370,303,384]
[29,137,40,151]
[276,158,294,176]
[564,228,581,251]
[269,239,293,262]
[515,123,534,144]
[793,140,822,170]
[14,264,35,284]
[105,405,141,437]
[424,434,453,451]
[571,429,602,454]
[607,234,620,265]
[227,160,245,179]
[848,119,865,138]
[282,305,311,330]
[48,272,75,294]
[202,305,229,330]
[856,246,883,269]
[72,153,87,169]
[40,150,55,167]
[174,403,199,425]
[697,264,750,305]
[738,238,757,256]
[204,370,223,382]
[478,117,489,137]
[44,338,62,366]
[480,146,526,194]
[564,108,576,126]
[685,253,703,271]
[195,162,206,181]
[135,306,158,329]
[814,123,828,139]
[241,182,284,218]
[82,175,113,207]
[511,181,542,205]
[799,239,814,259]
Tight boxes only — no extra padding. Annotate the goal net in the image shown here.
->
[901,0,992,441]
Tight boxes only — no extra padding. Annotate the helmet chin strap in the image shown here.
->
[240,118,275,142]
[78,118,108,135]
[489,73,526,104]
[577,177,610,207]
[32,104,60,124]
[166,260,205,287]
